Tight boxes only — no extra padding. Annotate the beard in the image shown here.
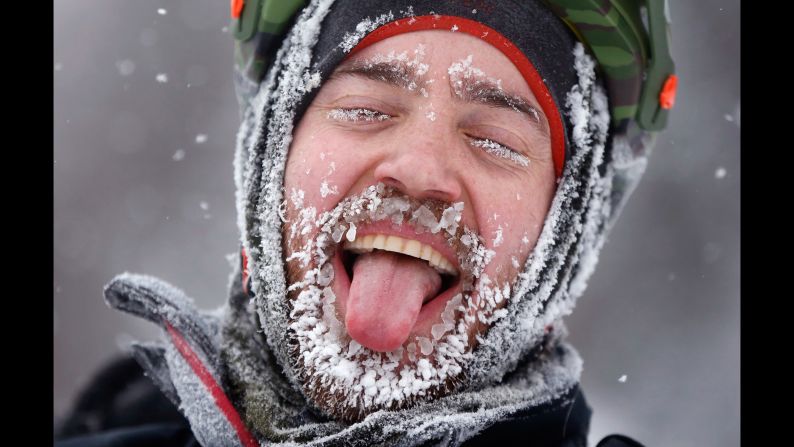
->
[281,183,511,422]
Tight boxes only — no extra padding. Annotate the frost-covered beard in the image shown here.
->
[282,183,515,422]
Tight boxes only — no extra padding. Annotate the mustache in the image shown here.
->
[285,183,493,282]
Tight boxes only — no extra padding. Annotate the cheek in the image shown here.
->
[284,126,375,212]
[477,191,552,280]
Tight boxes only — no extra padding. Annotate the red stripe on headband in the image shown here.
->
[348,15,566,178]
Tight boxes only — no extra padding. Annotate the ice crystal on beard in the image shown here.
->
[290,188,305,208]
[460,228,495,281]
[417,336,433,355]
[493,225,504,247]
[283,183,517,418]
[431,323,450,340]
[345,222,356,242]
[410,205,438,232]
[435,202,464,236]
[320,181,339,198]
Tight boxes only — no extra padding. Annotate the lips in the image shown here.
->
[334,220,463,352]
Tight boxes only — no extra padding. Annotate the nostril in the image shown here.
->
[380,176,405,192]
[374,158,462,202]
[425,189,457,203]
[376,178,459,203]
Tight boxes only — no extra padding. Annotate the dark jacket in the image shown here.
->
[55,353,643,447]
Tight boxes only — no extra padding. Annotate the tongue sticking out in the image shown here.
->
[345,250,442,352]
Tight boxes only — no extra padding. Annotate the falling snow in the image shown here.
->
[116,59,135,76]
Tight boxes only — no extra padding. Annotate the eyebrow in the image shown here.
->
[454,77,549,138]
[331,60,548,137]
[332,61,426,93]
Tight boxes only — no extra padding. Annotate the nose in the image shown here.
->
[373,127,463,203]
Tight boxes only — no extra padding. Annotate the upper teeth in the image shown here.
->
[344,234,458,276]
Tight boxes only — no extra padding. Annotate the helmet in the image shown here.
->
[231,0,677,141]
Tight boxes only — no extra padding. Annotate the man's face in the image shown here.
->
[282,30,556,420]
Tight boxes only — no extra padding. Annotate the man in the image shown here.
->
[56,1,675,445]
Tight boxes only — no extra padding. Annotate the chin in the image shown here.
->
[282,184,510,421]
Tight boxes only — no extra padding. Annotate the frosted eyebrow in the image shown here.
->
[454,77,549,138]
[332,61,426,95]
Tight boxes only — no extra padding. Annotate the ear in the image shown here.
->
[241,247,253,297]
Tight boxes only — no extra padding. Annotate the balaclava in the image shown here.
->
[105,1,654,445]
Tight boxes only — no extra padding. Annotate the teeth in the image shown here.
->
[384,235,403,252]
[404,240,422,258]
[344,233,458,276]
[372,234,386,250]
[420,244,433,262]
[429,250,441,267]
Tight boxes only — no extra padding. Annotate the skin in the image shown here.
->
[283,30,557,409]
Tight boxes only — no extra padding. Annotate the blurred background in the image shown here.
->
[54,1,739,445]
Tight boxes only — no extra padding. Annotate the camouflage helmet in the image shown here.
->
[231,0,676,142]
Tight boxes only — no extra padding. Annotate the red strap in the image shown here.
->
[348,15,567,178]
[165,321,259,447]
[241,248,250,295]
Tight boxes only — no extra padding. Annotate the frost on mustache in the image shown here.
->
[284,183,508,419]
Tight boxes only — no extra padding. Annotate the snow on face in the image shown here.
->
[283,184,503,420]
[281,30,557,420]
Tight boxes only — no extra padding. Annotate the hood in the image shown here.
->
[228,0,655,441]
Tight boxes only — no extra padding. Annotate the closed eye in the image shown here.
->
[469,138,530,167]
[327,107,392,123]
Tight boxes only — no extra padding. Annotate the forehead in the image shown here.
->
[339,30,536,103]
